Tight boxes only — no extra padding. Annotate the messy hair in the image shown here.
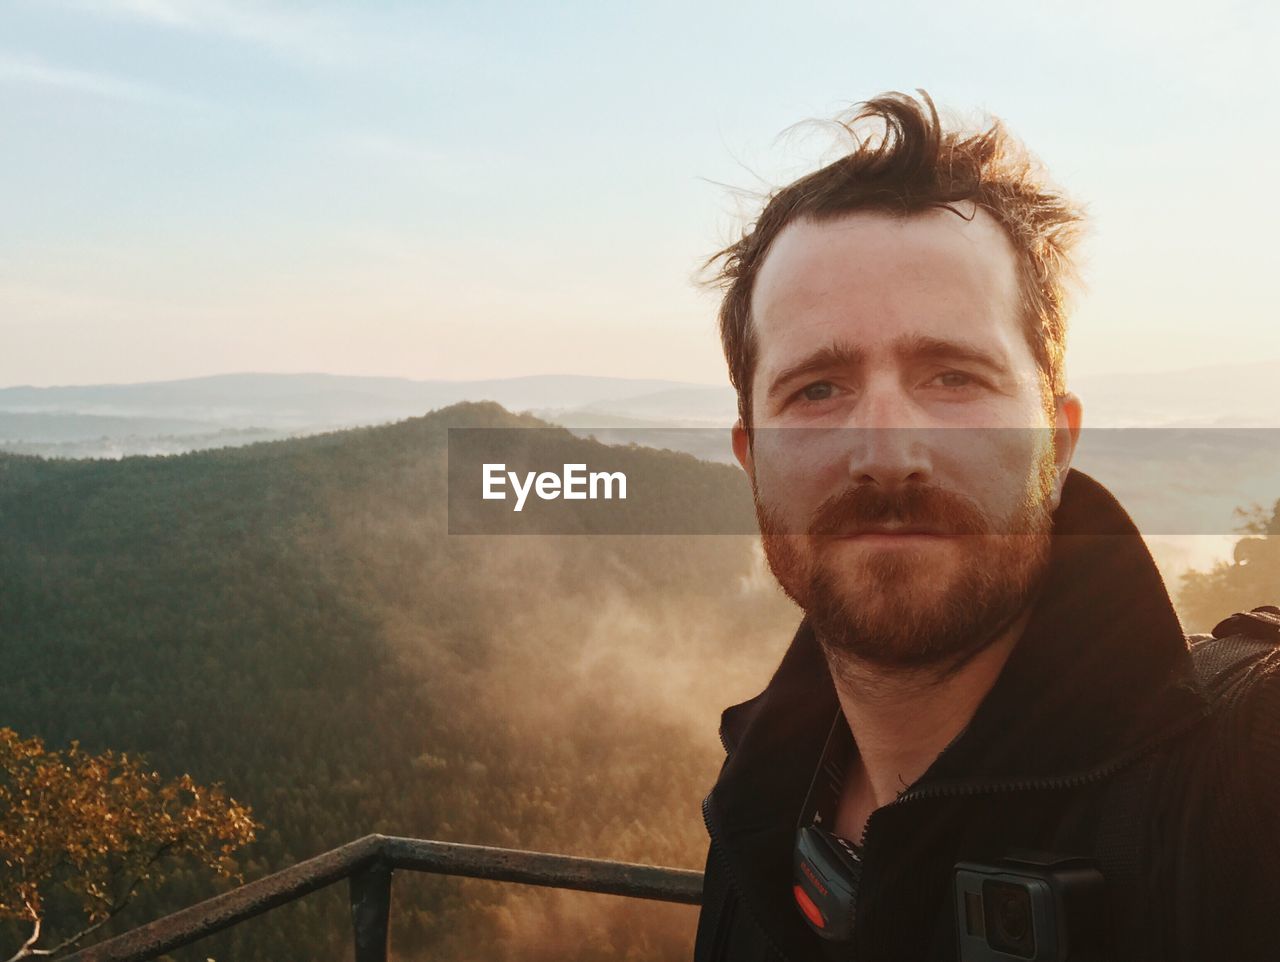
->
[703,90,1085,437]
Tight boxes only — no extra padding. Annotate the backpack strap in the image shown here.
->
[1093,742,1154,920]
[1190,604,1280,696]
[1211,604,1280,634]
[1187,632,1278,696]
[1208,604,1280,642]
[1094,608,1280,941]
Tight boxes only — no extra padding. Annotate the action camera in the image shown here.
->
[954,852,1105,961]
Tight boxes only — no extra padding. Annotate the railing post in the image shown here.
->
[349,858,393,962]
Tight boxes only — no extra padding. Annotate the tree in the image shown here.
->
[1178,498,1280,631]
[0,728,259,961]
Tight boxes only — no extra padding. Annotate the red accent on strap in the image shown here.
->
[794,884,826,929]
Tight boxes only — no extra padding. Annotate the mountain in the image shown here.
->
[0,401,795,962]
[532,385,740,426]
[0,373,707,430]
[1069,359,1280,428]
[0,411,296,459]
[0,373,724,459]
[4,360,1278,460]
[6,361,1276,588]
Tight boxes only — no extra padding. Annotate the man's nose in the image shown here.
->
[843,383,932,487]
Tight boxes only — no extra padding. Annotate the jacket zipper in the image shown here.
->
[701,791,795,962]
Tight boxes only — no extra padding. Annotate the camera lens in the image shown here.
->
[982,880,1036,958]
[998,892,1028,939]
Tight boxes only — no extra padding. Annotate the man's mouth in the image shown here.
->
[831,524,954,541]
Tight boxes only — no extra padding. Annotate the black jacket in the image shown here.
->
[694,469,1280,961]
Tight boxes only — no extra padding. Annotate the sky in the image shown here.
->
[3,0,1278,388]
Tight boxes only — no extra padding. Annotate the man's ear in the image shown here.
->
[731,418,754,483]
[1049,392,1083,510]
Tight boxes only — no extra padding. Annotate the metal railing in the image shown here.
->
[60,834,704,962]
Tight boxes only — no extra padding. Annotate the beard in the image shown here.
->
[754,450,1057,678]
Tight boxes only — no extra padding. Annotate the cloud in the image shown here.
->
[59,0,366,68]
[0,51,204,108]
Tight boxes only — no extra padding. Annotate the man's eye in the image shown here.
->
[930,371,979,389]
[799,382,836,402]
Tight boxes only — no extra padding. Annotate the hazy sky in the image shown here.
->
[3,0,1277,388]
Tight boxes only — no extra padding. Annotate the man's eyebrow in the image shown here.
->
[894,334,1012,375]
[765,342,865,403]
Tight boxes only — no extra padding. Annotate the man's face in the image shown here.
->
[731,206,1082,673]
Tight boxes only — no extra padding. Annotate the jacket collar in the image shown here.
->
[706,468,1209,951]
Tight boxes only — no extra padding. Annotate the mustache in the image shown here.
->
[809,483,991,538]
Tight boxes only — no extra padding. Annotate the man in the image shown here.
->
[693,91,1280,961]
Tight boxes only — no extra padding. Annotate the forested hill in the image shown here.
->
[0,401,799,962]
[1,401,1270,961]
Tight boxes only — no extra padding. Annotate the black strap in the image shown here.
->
[1209,604,1280,642]
[1094,741,1154,918]
[1188,632,1278,697]
[1094,625,1278,941]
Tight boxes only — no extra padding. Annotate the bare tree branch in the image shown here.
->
[3,914,41,962]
